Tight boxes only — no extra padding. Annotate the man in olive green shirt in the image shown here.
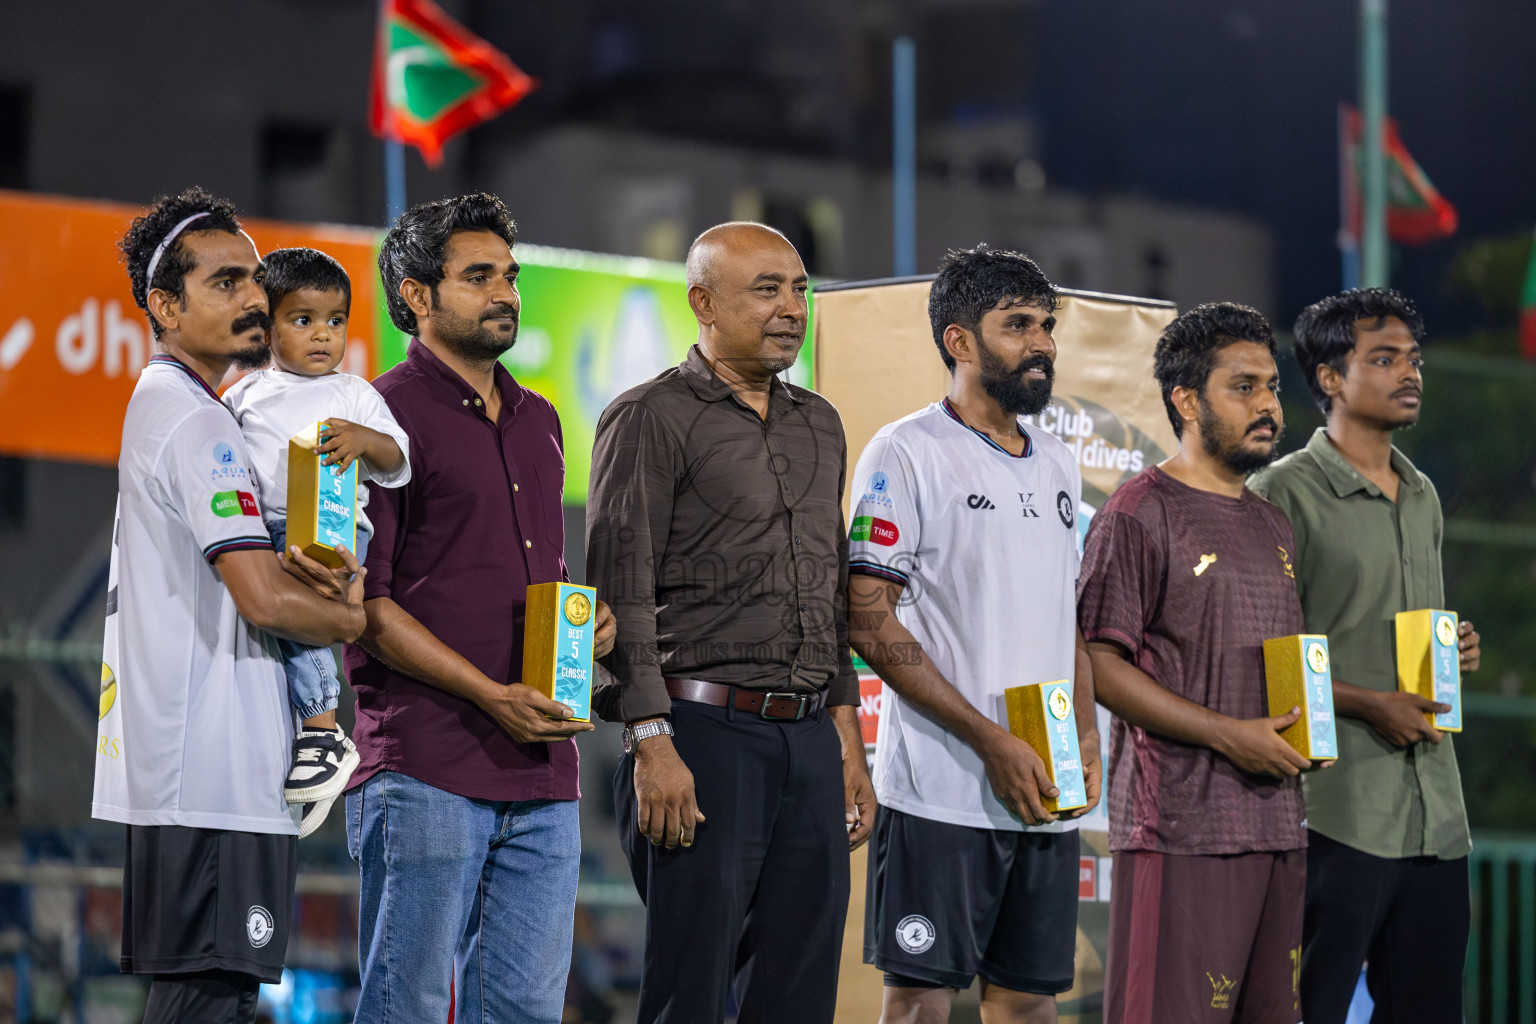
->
[1250,288,1482,1024]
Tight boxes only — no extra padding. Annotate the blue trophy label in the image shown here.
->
[553,584,594,722]
[1431,612,1462,731]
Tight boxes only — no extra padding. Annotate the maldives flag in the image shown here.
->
[1520,228,1536,361]
[1340,105,1458,246]
[369,0,536,167]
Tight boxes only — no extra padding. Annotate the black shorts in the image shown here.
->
[863,806,1081,993]
[122,825,297,984]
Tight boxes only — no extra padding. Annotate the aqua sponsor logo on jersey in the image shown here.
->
[851,515,900,546]
[201,438,250,484]
[858,472,896,509]
[211,490,260,517]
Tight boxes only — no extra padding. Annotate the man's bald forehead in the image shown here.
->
[685,221,797,290]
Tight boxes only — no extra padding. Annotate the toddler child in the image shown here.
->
[224,247,410,837]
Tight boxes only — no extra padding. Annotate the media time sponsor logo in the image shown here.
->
[851,516,899,546]
[210,490,260,517]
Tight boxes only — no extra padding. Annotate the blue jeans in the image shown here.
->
[345,771,581,1024]
[264,519,369,720]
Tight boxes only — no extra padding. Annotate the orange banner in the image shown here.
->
[0,189,384,465]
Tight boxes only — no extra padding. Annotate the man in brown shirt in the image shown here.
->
[1078,303,1313,1024]
[587,222,874,1024]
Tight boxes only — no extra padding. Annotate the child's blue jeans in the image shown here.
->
[265,518,371,720]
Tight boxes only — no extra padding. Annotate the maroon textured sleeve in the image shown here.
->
[1076,509,1165,657]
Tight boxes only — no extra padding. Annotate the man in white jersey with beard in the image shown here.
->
[848,245,1102,1024]
[96,187,364,1024]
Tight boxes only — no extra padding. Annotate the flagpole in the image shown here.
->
[1338,105,1361,290]
[385,139,406,226]
[1359,0,1388,288]
[892,35,917,278]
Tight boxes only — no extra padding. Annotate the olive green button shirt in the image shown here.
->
[1249,428,1471,860]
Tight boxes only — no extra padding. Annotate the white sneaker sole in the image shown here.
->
[298,792,338,840]
[284,743,361,805]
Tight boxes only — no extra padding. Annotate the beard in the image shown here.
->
[977,339,1054,416]
[1198,398,1282,475]
[230,310,273,370]
[432,294,519,363]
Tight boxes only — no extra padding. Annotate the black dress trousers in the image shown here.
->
[615,697,851,1024]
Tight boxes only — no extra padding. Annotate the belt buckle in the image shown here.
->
[760,691,809,721]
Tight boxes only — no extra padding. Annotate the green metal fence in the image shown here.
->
[1468,834,1536,1023]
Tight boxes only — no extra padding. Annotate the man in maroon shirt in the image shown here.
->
[1077,303,1314,1024]
[342,193,615,1024]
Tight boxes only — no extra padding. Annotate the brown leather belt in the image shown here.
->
[664,678,824,721]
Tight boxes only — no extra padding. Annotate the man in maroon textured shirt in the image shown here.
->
[342,193,615,1024]
[1077,303,1315,1024]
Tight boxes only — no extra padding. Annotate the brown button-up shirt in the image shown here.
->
[586,345,859,723]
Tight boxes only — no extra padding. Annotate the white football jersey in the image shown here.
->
[222,368,411,533]
[849,400,1082,832]
[93,355,300,834]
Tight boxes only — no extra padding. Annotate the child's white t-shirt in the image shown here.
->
[223,368,411,534]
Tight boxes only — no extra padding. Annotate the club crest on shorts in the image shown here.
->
[246,905,275,948]
[895,914,936,954]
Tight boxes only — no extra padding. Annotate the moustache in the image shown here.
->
[1014,354,1055,379]
[1392,386,1422,399]
[481,305,519,324]
[1247,416,1280,436]
[232,310,273,336]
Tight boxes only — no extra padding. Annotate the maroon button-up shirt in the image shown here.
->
[344,340,577,801]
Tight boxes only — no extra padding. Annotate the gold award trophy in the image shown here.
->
[1003,681,1087,813]
[1395,610,1462,732]
[285,421,358,568]
[522,582,597,722]
[1263,634,1339,762]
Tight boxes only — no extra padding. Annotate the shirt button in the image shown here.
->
[461,399,469,406]
[799,603,807,612]
[474,398,482,406]
[513,483,520,492]
[794,536,801,545]
[524,539,532,548]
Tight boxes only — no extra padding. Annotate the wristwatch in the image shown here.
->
[622,719,674,753]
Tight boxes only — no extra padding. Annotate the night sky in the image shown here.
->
[1033,0,1536,335]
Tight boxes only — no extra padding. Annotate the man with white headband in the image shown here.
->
[97,187,366,1024]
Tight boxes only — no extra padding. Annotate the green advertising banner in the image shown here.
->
[372,242,815,503]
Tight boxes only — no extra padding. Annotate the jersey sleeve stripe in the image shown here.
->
[1081,623,1141,656]
[202,537,274,563]
[849,560,909,584]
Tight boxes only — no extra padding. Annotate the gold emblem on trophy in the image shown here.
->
[563,592,593,627]
[1307,642,1329,674]
[1435,615,1457,647]
[1048,686,1072,721]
